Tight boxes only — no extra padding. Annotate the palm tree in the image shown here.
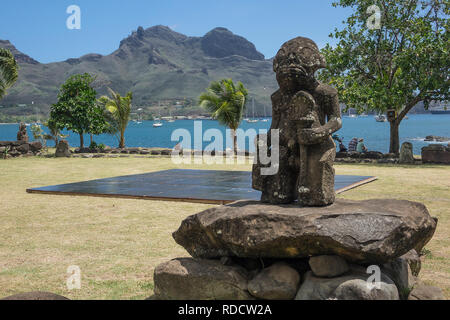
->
[98,88,132,148]
[0,48,19,100]
[199,79,248,155]
[44,119,68,146]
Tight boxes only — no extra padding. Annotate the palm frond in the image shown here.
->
[0,48,19,99]
[198,79,248,130]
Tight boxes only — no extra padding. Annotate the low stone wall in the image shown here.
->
[422,144,450,164]
[335,151,405,164]
[74,147,253,157]
[0,140,43,159]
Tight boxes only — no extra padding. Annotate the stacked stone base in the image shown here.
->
[155,252,443,300]
[154,199,444,300]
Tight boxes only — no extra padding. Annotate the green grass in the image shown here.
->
[0,157,448,300]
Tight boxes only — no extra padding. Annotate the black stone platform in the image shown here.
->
[27,169,377,204]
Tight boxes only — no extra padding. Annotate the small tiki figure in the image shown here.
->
[252,36,342,206]
[289,91,321,205]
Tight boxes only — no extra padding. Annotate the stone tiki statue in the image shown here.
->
[17,122,29,142]
[253,37,342,206]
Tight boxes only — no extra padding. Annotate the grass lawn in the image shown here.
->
[0,156,449,300]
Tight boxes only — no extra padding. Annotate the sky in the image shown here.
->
[0,0,353,63]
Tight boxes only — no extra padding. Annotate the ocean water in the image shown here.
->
[1,114,449,154]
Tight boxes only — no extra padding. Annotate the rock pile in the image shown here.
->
[153,199,441,300]
[0,140,42,159]
[424,135,450,143]
[0,123,43,159]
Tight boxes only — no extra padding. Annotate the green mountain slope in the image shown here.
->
[0,26,277,118]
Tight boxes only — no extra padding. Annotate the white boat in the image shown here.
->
[153,108,163,127]
[261,119,269,122]
[375,115,387,122]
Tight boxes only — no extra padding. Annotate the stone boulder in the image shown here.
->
[295,268,399,300]
[333,278,398,300]
[1,292,69,300]
[29,141,43,153]
[422,144,450,164]
[399,142,415,164]
[55,140,71,157]
[17,143,30,154]
[248,262,300,300]
[153,258,253,300]
[173,199,437,264]
[382,256,416,298]
[408,283,445,300]
[309,255,349,278]
[399,249,421,277]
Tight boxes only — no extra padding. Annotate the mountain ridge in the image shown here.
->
[0,25,277,119]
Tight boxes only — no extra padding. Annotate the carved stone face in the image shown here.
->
[273,37,326,92]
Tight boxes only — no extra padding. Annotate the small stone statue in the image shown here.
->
[17,122,29,142]
[253,37,342,206]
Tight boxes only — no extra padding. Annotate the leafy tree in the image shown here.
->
[319,0,449,154]
[98,88,133,148]
[199,79,248,155]
[30,124,46,148]
[0,48,19,100]
[50,73,107,148]
[31,121,68,149]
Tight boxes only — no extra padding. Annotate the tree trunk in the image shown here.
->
[119,130,125,149]
[232,129,237,156]
[79,132,84,149]
[90,134,94,146]
[389,120,400,155]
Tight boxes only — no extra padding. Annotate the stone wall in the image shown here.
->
[0,141,43,159]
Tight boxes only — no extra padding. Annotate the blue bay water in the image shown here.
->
[1,114,449,154]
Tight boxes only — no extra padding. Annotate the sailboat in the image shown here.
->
[246,98,259,123]
[136,108,143,124]
[261,105,269,122]
[168,109,175,122]
[153,103,163,127]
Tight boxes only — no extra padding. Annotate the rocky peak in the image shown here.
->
[201,27,265,61]
[119,25,187,48]
[0,40,40,65]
